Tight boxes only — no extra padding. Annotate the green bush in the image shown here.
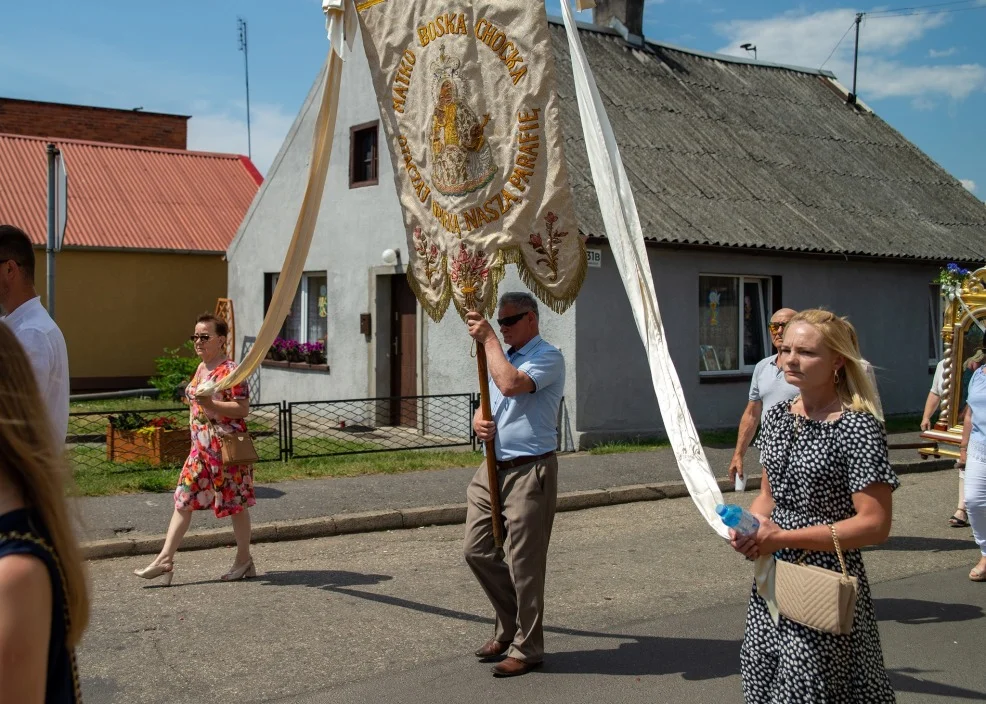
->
[149,342,200,401]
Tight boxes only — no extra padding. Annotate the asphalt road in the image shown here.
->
[78,467,984,703]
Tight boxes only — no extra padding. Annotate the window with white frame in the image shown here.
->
[698,275,771,374]
[929,284,944,366]
[264,272,328,344]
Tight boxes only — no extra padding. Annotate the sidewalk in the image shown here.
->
[76,431,953,558]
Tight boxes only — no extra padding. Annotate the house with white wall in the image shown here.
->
[227,1,986,448]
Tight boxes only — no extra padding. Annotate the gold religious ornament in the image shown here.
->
[430,47,496,197]
[920,266,986,458]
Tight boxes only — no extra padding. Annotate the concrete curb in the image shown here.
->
[82,458,954,561]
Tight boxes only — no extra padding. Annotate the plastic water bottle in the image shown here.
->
[716,503,760,536]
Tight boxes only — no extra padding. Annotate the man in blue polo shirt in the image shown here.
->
[728,307,799,483]
[464,291,565,678]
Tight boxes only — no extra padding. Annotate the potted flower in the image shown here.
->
[301,341,327,365]
[268,337,288,362]
[106,412,187,466]
[936,263,972,300]
[283,338,304,363]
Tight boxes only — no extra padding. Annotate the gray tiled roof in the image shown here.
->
[551,24,986,262]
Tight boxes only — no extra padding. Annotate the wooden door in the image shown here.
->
[389,275,418,426]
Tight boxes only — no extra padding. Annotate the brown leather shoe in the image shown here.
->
[474,639,511,660]
[492,657,542,677]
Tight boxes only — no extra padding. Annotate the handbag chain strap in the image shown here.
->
[796,524,851,584]
[829,524,851,584]
[0,531,83,703]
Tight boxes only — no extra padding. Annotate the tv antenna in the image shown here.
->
[237,17,252,159]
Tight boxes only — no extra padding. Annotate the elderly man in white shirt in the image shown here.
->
[0,225,70,445]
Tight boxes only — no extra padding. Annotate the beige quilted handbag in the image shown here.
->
[775,524,858,635]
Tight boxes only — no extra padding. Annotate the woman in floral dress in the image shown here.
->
[730,309,897,703]
[133,313,257,585]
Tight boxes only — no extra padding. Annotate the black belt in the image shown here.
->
[496,451,555,472]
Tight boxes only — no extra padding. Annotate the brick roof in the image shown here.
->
[0,133,262,252]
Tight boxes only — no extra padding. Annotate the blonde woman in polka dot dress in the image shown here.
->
[730,309,897,703]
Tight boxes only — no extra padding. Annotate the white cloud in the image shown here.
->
[714,9,986,104]
[186,103,295,175]
[929,47,958,58]
[961,179,977,192]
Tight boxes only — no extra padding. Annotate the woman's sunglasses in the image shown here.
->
[496,312,529,327]
[189,334,214,342]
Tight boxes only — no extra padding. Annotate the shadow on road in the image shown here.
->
[258,570,392,589]
[306,584,742,680]
[868,535,974,552]
[545,636,741,680]
[889,668,986,701]
[166,569,394,590]
[875,597,984,625]
[255,486,287,500]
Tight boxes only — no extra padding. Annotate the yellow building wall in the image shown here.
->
[34,250,227,389]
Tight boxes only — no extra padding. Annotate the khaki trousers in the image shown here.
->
[463,455,558,663]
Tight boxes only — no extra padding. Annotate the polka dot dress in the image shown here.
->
[740,400,899,703]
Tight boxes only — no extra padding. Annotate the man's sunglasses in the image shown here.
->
[189,334,215,342]
[768,322,788,333]
[496,312,529,327]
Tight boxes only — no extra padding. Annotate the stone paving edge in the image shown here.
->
[82,458,953,561]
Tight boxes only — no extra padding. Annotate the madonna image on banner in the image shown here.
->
[355,0,587,320]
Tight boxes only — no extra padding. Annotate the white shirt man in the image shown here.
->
[0,225,70,445]
[2,297,70,445]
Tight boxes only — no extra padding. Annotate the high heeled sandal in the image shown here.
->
[133,562,174,586]
[220,559,256,582]
[949,509,970,528]
[970,566,986,582]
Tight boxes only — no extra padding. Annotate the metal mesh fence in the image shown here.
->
[67,395,475,473]
[67,402,283,475]
[286,394,476,460]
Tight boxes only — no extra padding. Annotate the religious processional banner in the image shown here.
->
[355,0,587,320]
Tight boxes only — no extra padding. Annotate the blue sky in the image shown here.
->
[3,0,984,198]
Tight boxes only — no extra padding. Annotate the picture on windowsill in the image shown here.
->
[707,290,721,327]
[700,344,721,372]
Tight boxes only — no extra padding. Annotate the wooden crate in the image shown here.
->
[106,425,188,466]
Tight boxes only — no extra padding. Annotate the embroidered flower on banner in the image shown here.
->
[529,212,568,281]
[412,226,442,286]
[449,243,490,305]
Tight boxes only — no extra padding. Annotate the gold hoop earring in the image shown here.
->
[833,369,839,385]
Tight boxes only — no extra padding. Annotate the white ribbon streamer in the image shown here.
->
[204,4,349,397]
[559,0,728,539]
[322,0,358,58]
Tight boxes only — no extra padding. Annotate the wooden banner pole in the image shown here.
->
[475,341,505,549]
[464,286,504,550]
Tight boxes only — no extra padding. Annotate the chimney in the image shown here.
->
[593,0,644,38]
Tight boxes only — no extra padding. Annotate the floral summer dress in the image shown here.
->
[740,400,899,703]
[174,359,255,519]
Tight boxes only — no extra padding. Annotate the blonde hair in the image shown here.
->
[0,324,89,645]
[787,309,883,421]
